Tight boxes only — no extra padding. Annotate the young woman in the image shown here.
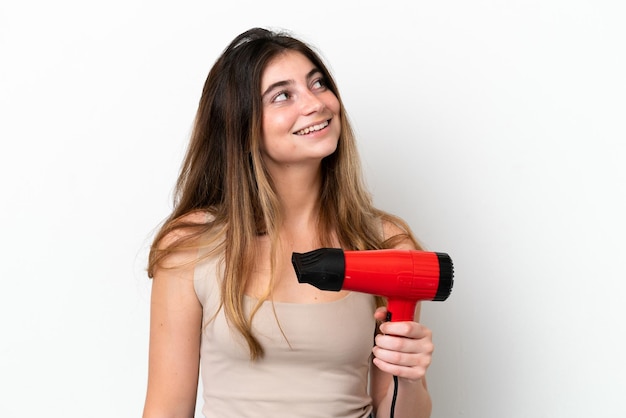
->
[142,27,434,418]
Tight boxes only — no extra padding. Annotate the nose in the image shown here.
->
[300,90,325,115]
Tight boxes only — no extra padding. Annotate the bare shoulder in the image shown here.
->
[157,210,211,248]
[381,215,420,250]
[153,210,216,271]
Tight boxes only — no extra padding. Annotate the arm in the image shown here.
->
[142,231,203,418]
[369,221,433,418]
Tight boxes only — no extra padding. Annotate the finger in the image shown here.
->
[373,307,388,322]
[371,354,431,381]
[372,344,432,369]
[379,321,431,339]
[375,332,434,355]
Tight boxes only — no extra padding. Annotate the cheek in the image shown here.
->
[260,122,285,159]
[322,91,341,116]
[262,111,288,140]
[261,112,295,150]
[330,98,341,115]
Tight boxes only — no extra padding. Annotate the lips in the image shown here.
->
[294,119,330,136]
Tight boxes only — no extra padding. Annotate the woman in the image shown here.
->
[142,27,434,418]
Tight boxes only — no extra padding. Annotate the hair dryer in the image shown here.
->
[291,248,454,322]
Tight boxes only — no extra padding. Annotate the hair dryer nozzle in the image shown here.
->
[291,248,346,291]
[434,252,454,301]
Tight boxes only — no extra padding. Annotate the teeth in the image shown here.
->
[296,120,329,135]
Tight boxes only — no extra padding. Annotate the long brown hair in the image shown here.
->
[148,28,419,359]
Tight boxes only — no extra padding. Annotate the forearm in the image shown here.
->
[375,376,431,418]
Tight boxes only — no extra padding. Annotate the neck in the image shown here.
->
[268,162,323,241]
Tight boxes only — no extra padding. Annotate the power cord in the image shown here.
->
[390,375,399,418]
[384,311,399,418]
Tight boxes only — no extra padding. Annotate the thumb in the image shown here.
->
[374,306,389,322]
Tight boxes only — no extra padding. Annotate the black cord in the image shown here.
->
[390,374,398,418]
[384,311,399,418]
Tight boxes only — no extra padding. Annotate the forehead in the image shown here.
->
[261,50,318,88]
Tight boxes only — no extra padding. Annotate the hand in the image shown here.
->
[372,307,434,382]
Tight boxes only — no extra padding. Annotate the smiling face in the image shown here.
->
[260,51,341,172]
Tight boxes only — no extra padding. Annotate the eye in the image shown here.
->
[272,90,290,103]
[311,77,326,90]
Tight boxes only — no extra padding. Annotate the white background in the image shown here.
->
[1,1,625,417]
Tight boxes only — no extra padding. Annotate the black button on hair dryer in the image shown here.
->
[291,248,454,322]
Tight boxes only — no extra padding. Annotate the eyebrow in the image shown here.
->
[261,68,322,99]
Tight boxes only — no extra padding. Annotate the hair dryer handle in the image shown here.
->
[385,299,417,322]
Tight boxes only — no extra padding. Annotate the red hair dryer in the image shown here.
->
[291,249,454,321]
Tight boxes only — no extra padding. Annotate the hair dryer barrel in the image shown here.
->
[291,248,454,321]
[343,249,453,302]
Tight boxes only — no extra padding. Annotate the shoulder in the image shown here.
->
[380,214,421,250]
[151,210,221,273]
[157,210,215,249]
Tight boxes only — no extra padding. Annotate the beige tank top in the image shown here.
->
[194,251,377,418]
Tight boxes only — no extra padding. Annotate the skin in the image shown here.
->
[142,221,203,418]
[142,51,433,418]
[260,50,341,173]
